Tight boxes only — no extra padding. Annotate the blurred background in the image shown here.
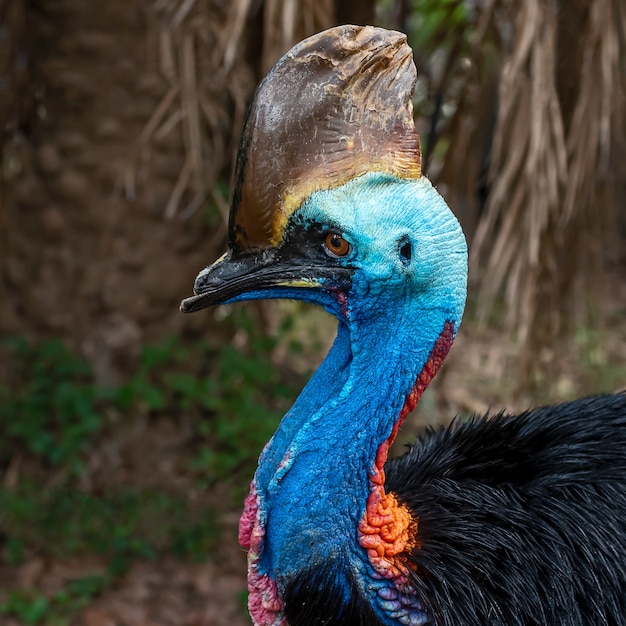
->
[0,0,624,624]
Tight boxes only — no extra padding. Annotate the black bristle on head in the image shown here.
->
[282,558,385,626]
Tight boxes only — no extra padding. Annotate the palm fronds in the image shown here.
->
[124,0,334,221]
[472,0,625,355]
[408,0,625,383]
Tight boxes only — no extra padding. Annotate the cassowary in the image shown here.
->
[181,25,626,626]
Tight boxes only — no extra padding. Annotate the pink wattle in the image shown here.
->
[239,481,287,626]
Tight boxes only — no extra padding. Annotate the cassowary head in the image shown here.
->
[181,25,466,345]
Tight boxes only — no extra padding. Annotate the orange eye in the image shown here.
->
[324,232,351,257]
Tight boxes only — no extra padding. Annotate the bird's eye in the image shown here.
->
[324,232,351,258]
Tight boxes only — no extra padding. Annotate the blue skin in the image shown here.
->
[228,172,467,624]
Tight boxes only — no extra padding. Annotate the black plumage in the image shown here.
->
[391,393,626,625]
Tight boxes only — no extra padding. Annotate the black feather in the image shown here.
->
[385,393,626,625]
[283,557,384,626]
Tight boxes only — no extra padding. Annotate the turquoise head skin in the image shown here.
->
[182,171,467,625]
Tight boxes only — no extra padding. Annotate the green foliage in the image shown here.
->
[0,310,303,483]
[110,312,299,484]
[0,316,305,623]
[407,0,471,53]
[377,0,473,64]
[0,483,220,624]
[0,576,107,626]
[0,337,101,474]
[1,589,49,625]
[0,483,219,565]
[571,326,626,395]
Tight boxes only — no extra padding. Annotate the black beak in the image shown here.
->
[180,249,352,313]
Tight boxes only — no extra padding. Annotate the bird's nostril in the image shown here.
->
[193,267,213,293]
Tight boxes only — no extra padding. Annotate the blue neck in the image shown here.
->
[255,295,451,588]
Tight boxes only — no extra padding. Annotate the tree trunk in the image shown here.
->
[336,0,375,27]
[0,1,226,384]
